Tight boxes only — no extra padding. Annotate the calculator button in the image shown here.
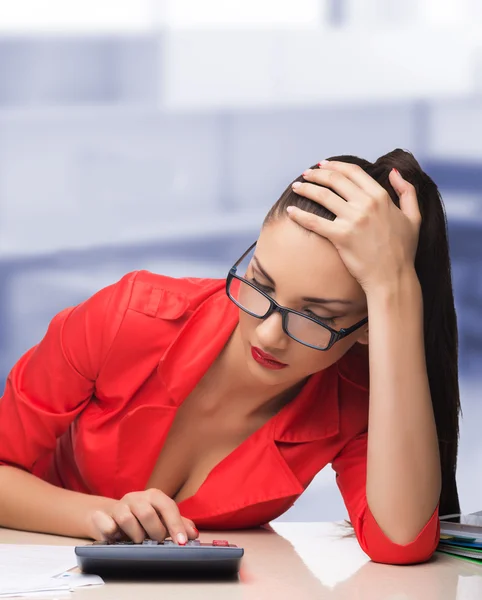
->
[142,539,159,545]
[186,540,201,546]
[162,540,175,545]
[212,540,229,546]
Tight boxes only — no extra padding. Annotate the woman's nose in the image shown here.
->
[255,312,289,349]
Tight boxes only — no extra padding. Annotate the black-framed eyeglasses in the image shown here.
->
[226,241,368,351]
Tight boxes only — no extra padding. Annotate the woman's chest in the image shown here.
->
[63,367,345,527]
[144,391,269,504]
[68,372,274,501]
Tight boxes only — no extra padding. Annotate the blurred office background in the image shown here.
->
[0,0,481,521]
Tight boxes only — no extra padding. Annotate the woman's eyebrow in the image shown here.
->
[252,256,355,306]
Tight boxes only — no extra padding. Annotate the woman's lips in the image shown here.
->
[251,346,288,370]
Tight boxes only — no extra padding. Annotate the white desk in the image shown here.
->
[1,522,482,599]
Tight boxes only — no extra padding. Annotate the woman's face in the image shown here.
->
[238,216,369,385]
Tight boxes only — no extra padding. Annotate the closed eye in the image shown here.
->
[304,309,337,326]
[249,277,338,325]
[250,277,273,293]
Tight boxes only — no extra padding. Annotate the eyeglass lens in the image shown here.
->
[228,275,332,349]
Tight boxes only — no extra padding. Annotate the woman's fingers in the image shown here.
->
[89,490,200,545]
[301,167,367,209]
[291,179,352,219]
[286,205,337,241]
[182,516,200,539]
[130,502,168,543]
[317,160,388,202]
[90,510,121,541]
[388,168,422,227]
[112,503,146,544]
[146,489,190,545]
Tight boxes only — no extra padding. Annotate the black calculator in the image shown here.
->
[75,538,244,578]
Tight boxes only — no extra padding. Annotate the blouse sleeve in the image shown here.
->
[332,431,440,565]
[0,271,139,472]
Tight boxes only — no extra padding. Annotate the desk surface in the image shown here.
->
[1,522,482,600]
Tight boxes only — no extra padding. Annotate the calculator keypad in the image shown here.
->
[96,538,229,547]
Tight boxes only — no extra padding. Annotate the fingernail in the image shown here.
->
[302,169,312,176]
[193,527,199,537]
[286,206,295,214]
[292,181,301,189]
[318,160,329,168]
[392,168,403,178]
[177,533,187,545]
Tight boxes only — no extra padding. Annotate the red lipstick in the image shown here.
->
[251,346,288,370]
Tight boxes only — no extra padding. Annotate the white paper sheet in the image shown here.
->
[0,545,103,597]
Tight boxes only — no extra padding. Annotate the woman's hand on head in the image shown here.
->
[287,161,422,294]
[87,489,199,544]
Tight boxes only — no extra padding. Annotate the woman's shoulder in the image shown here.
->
[64,270,227,362]
[120,270,227,318]
[130,269,225,295]
[80,270,227,384]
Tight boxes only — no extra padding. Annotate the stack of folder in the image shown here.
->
[437,518,482,565]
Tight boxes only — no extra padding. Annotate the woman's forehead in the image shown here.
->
[256,219,362,298]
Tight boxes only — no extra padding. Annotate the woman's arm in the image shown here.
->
[365,268,441,545]
[287,159,444,563]
[0,466,116,538]
[0,272,139,537]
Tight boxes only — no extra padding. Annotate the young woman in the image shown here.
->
[0,149,460,566]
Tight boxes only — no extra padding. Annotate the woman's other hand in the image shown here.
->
[287,161,421,294]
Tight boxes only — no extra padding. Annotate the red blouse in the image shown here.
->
[0,270,440,564]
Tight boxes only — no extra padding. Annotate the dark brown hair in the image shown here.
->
[264,149,461,516]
